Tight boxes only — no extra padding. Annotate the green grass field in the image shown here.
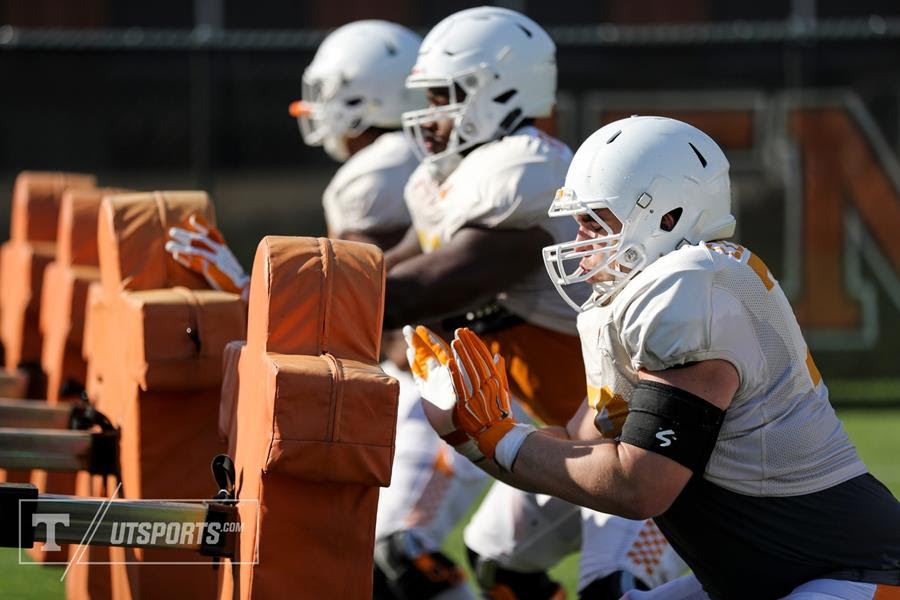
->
[3,407,899,599]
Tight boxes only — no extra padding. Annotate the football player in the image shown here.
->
[409,116,900,599]
[290,20,421,250]
[392,8,683,599]
[166,19,421,275]
[166,21,486,600]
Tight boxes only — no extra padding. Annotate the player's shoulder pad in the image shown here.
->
[331,131,417,194]
[612,244,719,371]
[460,127,572,178]
[444,128,572,230]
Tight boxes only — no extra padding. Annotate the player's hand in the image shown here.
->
[449,328,518,461]
[403,325,484,462]
[165,215,250,299]
[449,328,536,470]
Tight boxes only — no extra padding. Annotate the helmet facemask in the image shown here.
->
[402,64,525,165]
[543,188,647,312]
[296,72,375,162]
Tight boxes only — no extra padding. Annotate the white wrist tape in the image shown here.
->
[454,439,485,463]
[494,423,536,471]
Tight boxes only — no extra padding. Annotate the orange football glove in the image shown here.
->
[165,214,250,299]
[449,328,521,462]
[403,325,484,462]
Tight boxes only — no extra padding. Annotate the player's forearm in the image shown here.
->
[382,226,422,271]
[477,430,651,519]
[383,259,493,328]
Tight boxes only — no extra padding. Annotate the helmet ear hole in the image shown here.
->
[660,208,682,232]
[453,82,468,102]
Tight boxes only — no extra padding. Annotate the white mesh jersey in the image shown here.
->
[577,241,867,497]
[322,131,417,237]
[404,126,578,335]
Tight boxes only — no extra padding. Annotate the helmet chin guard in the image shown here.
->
[542,190,637,312]
[543,117,736,312]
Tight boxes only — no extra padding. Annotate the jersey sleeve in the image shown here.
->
[476,159,561,228]
[442,141,570,238]
[324,170,410,236]
[616,254,762,387]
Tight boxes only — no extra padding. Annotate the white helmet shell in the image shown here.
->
[543,116,736,312]
[294,20,423,161]
[402,6,556,164]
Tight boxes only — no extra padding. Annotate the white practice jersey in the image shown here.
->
[322,131,417,237]
[577,241,867,497]
[404,126,578,335]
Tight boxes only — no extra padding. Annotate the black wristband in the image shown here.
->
[619,380,725,475]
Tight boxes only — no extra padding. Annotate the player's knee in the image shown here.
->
[578,571,650,600]
[373,531,467,600]
[465,546,565,600]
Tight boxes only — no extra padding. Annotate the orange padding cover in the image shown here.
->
[56,187,130,268]
[97,191,215,296]
[81,282,105,401]
[221,236,396,600]
[39,263,99,399]
[218,340,245,446]
[11,171,96,243]
[0,241,56,368]
[109,288,246,391]
[246,236,386,363]
[262,353,397,486]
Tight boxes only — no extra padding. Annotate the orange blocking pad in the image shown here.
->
[40,187,130,404]
[75,190,244,600]
[97,191,215,297]
[95,295,243,599]
[11,171,97,244]
[116,289,246,392]
[1,172,96,389]
[0,240,57,373]
[39,262,99,403]
[33,187,130,564]
[56,187,129,269]
[81,281,105,402]
[218,340,245,450]
[219,236,398,600]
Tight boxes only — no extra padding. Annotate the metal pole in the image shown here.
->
[0,399,72,429]
[0,428,117,474]
[190,0,224,190]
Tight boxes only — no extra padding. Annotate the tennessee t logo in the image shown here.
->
[656,429,676,447]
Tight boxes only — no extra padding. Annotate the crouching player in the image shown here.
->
[409,116,900,599]
[394,8,685,598]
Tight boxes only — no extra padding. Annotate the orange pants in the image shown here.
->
[483,322,585,427]
[875,584,900,599]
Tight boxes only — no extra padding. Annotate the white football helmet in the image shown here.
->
[290,20,422,162]
[402,6,556,164]
[543,116,736,312]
